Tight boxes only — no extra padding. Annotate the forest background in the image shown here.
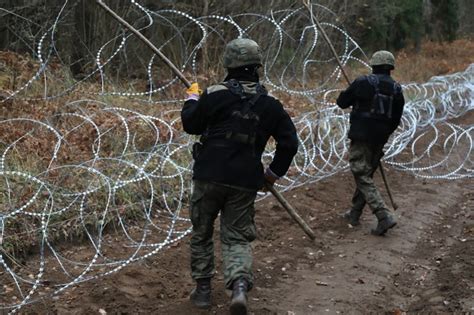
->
[0,0,472,82]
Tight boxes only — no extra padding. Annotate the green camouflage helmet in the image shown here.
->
[369,50,395,68]
[223,38,263,68]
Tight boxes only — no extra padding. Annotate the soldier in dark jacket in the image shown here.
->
[336,50,405,236]
[181,38,298,315]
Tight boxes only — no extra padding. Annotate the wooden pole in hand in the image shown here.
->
[96,0,317,239]
[96,0,192,88]
[267,184,316,240]
[303,0,398,211]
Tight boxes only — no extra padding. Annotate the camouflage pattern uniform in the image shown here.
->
[349,142,387,214]
[337,50,405,235]
[190,180,257,289]
[182,38,298,297]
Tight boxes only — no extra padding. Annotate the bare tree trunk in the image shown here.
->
[457,0,474,37]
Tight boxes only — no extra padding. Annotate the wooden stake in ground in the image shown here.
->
[96,0,316,240]
[303,0,398,211]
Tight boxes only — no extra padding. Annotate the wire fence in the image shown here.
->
[0,1,472,312]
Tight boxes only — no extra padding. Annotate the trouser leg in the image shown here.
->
[189,181,223,280]
[349,141,396,235]
[220,187,257,290]
[349,142,384,212]
[349,141,388,213]
[351,188,366,212]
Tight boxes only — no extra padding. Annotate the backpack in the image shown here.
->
[193,79,266,160]
[365,74,399,121]
[219,79,266,145]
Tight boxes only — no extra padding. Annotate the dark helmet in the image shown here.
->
[223,38,263,69]
[369,50,395,69]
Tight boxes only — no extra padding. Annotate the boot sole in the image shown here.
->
[348,220,360,226]
[191,302,211,309]
[371,221,397,236]
[230,299,248,315]
[190,292,211,309]
[343,214,361,226]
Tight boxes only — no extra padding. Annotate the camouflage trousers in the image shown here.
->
[189,180,257,290]
[349,141,389,213]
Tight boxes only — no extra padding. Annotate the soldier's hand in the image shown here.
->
[186,82,202,101]
[262,168,279,191]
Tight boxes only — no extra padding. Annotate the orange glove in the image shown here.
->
[186,82,202,101]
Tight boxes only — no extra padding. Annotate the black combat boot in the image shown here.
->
[230,278,249,315]
[190,278,211,309]
[371,210,397,236]
[343,209,362,226]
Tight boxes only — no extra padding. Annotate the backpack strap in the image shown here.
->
[366,74,379,87]
[366,74,385,115]
[369,74,397,118]
[218,79,267,145]
[223,79,266,113]
[223,79,246,99]
[244,86,265,112]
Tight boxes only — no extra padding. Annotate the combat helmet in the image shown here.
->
[223,38,263,68]
[369,50,395,69]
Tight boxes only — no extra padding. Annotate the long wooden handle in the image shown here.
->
[96,0,192,88]
[378,162,398,210]
[96,0,315,237]
[303,0,398,211]
[267,184,316,240]
[303,0,351,85]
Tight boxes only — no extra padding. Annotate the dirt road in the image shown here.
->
[22,166,473,314]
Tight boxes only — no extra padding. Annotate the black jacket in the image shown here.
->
[181,74,298,190]
[336,71,405,144]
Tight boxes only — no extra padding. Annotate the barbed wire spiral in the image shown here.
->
[0,1,472,312]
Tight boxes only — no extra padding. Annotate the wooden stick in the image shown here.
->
[303,0,398,211]
[267,184,316,240]
[378,163,398,210]
[96,0,192,88]
[96,0,316,239]
[303,0,351,85]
